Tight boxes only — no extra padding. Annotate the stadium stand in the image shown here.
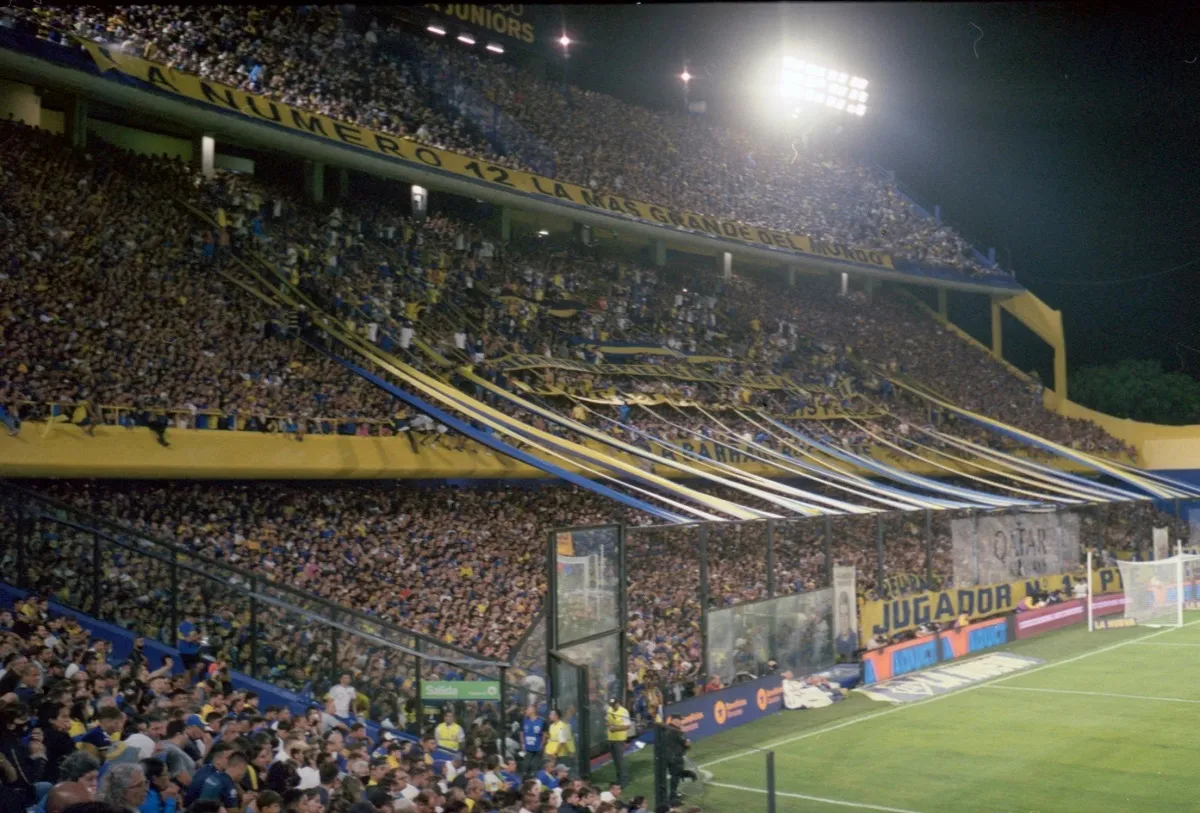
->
[13,3,1006,277]
[3,7,1198,812]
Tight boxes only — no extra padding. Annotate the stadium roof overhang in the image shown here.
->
[0,42,1023,299]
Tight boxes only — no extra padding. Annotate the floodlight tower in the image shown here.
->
[777,56,870,155]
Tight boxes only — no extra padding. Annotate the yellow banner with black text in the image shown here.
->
[77,38,894,270]
[860,567,1122,639]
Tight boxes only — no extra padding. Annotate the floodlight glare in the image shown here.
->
[457,34,475,45]
[779,56,870,117]
[427,25,446,36]
[559,34,571,47]
[486,43,504,54]
[681,70,692,83]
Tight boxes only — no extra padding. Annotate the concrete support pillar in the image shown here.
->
[990,298,1003,360]
[499,206,512,242]
[864,278,876,304]
[304,160,325,205]
[198,134,215,181]
[839,272,849,297]
[787,265,797,287]
[937,288,948,320]
[575,222,593,247]
[65,96,88,149]
[720,251,732,282]
[410,185,428,222]
[338,167,350,199]
[653,239,667,268]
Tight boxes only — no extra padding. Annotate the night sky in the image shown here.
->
[539,2,1200,379]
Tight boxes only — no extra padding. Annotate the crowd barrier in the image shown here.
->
[862,617,1010,684]
[667,674,786,741]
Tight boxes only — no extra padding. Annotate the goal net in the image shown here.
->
[1113,552,1200,628]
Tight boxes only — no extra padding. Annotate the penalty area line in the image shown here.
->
[701,618,1200,770]
[709,781,928,813]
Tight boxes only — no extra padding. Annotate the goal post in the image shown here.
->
[1095,545,1200,629]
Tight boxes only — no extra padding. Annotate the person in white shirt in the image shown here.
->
[328,673,357,718]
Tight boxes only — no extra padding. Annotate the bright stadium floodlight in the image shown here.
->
[427,25,446,36]
[559,34,571,48]
[778,56,870,118]
[457,33,476,45]
[486,42,504,54]
[681,70,692,83]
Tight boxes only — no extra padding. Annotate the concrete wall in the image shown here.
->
[0,77,40,125]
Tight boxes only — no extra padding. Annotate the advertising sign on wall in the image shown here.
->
[667,675,784,741]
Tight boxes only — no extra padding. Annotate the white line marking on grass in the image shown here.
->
[702,618,1200,770]
[1131,641,1200,647]
[987,685,1200,704]
[710,782,928,813]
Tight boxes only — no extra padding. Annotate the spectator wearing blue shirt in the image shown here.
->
[534,757,559,791]
[519,704,545,777]
[183,742,234,808]
[78,706,124,757]
[139,758,179,813]
[196,750,247,810]
[176,620,201,674]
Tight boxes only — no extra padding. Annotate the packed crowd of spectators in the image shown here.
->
[6,476,1187,715]
[0,112,1133,464]
[0,594,660,813]
[12,3,1005,277]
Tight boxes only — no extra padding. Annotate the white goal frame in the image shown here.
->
[1089,544,1200,630]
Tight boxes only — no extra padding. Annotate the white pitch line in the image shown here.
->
[710,782,928,813]
[1131,641,1200,647]
[987,685,1200,705]
[701,618,1200,770]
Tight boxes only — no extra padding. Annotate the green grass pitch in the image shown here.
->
[605,614,1200,812]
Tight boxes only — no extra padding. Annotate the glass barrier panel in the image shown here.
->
[95,536,174,646]
[28,520,94,612]
[558,632,621,755]
[0,502,22,586]
[174,565,252,673]
[549,654,585,777]
[508,613,548,721]
[554,525,620,644]
[771,588,836,679]
[626,524,701,698]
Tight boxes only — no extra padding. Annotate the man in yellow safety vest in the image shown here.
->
[605,697,632,787]
[435,710,465,752]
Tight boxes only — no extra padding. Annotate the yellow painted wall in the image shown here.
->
[39,107,63,134]
[0,423,1101,480]
[87,119,194,162]
[0,78,40,126]
[1044,391,1200,471]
